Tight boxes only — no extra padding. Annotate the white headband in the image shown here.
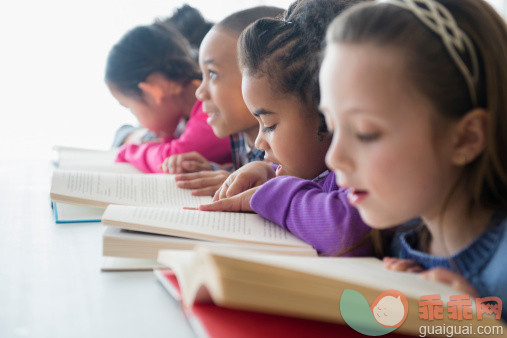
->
[379,0,479,106]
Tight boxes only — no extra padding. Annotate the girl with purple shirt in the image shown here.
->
[200,0,374,257]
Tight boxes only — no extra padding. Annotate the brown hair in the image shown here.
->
[106,18,200,98]
[327,0,507,215]
[217,6,284,35]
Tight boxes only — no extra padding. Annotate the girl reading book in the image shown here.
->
[199,0,373,257]
[105,6,231,173]
[160,7,283,196]
[319,0,507,319]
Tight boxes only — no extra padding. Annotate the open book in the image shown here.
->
[51,146,142,222]
[53,145,141,174]
[50,169,211,209]
[103,226,317,260]
[157,247,505,337]
[101,205,316,255]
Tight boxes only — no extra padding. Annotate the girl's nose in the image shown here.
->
[325,132,353,173]
[254,126,268,151]
[195,80,209,101]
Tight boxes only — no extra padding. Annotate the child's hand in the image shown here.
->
[213,161,275,201]
[199,187,260,212]
[421,267,479,297]
[175,170,230,196]
[161,151,213,173]
[383,257,425,273]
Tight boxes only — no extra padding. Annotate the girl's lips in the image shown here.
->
[206,112,219,125]
[347,188,368,205]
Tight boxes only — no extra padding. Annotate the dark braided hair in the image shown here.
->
[238,0,368,137]
[105,6,209,98]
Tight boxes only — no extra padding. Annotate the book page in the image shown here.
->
[51,169,212,207]
[201,250,459,301]
[102,205,314,248]
[104,227,316,257]
[54,202,104,223]
[53,146,141,174]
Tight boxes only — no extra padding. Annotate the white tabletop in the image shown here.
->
[0,160,194,338]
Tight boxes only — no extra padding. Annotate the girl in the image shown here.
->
[320,0,507,317]
[200,0,373,257]
[105,6,231,173]
[161,6,283,196]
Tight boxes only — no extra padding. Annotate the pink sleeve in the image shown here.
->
[116,101,231,173]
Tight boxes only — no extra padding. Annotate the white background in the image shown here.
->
[0,0,504,160]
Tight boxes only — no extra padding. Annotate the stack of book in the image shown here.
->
[50,146,317,271]
[51,146,142,223]
[49,146,506,337]
[155,247,504,337]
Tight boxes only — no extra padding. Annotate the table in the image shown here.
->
[0,160,195,338]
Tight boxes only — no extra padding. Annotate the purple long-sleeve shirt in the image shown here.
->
[250,171,373,257]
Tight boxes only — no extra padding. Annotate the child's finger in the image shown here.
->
[201,193,253,212]
[382,256,400,269]
[218,179,232,200]
[199,198,241,212]
[384,258,421,272]
[166,156,178,174]
[176,155,188,173]
[180,151,201,161]
[161,158,171,173]
[177,177,211,189]
[421,267,452,282]
[421,268,478,296]
[213,186,224,202]
[392,260,419,271]
[225,176,251,198]
[175,172,209,181]
[406,266,425,273]
[382,257,394,268]
[181,160,198,172]
[191,186,219,197]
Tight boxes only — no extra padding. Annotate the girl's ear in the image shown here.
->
[451,108,489,166]
[138,73,183,105]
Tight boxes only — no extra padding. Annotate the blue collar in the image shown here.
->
[398,212,506,278]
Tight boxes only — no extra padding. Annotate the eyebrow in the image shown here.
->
[253,108,275,117]
[203,59,215,65]
[319,104,366,116]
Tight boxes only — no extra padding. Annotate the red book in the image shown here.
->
[154,269,414,338]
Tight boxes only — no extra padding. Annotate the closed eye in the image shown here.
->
[357,133,379,142]
[262,124,276,133]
